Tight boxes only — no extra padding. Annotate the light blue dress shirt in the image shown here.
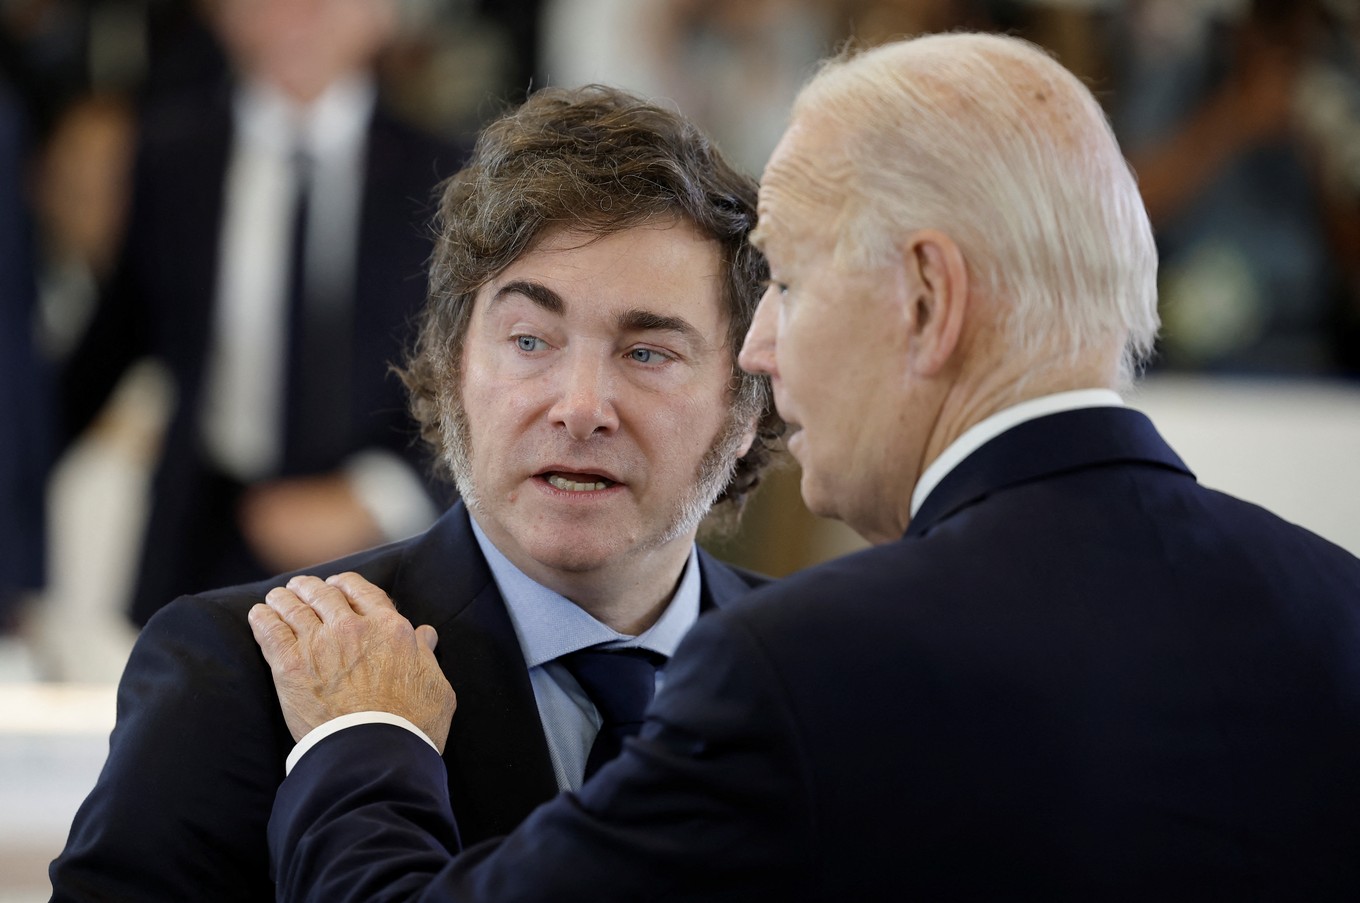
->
[469,516,701,791]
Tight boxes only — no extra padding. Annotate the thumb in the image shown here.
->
[415,623,439,653]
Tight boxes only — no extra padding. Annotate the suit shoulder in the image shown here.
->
[154,532,430,628]
[369,104,468,184]
[717,560,773,590]
[730,540,923,617]
[134,82,231,154]
[697,548,772,597]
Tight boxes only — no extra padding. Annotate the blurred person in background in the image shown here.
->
[23,89,156,681]
[1113,0,1360,375]
[0,79,50,636]
[0,0,90,139]
[541,0,830,175]
[33,92,134,358]
[57,0,463,628]
[827,0,996,42]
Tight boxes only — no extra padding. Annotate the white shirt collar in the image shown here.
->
[467,514,702,669]
[910,388,1126,517]
[232,73,376,159]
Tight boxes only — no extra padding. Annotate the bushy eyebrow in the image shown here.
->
[493,279,564,314]
[616,308,708,348]
[492,281,710,349]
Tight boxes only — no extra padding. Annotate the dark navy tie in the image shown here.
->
[281,149,349,474]
[560,647,665,780]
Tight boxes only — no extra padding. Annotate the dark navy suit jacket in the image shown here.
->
[269,407,1360,901]
[58,81,461,624]
[49,503,767,901]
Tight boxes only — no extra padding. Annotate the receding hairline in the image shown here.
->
[782,31,1159,381]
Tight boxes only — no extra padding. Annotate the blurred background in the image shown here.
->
[2,0,1359,897]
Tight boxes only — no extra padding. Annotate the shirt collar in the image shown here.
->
[468,515,702,668]
[232,73,375,159]
[910,388,1125,518]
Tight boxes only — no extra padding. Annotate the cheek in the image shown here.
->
[458,368,526,459]
[633,386,729,459]
[632,396,698,452]
[777,326,821,394]
[463,348,538,416]
[457,369,495,433]
[776,304,817,367]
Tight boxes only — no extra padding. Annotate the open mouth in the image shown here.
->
[542,472,618,492]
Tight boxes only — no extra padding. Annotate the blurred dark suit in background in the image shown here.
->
[58,0,463,626]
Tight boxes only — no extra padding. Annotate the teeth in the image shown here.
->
[547,474,610,492]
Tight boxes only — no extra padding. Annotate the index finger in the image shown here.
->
[325,571,399,617]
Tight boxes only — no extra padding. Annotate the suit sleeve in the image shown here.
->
[269,609,820,902]
[50,597,290,902]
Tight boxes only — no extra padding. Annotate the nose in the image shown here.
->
[738,289,778,377]
[548,350,620,441]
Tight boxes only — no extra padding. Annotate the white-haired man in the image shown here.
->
[252,32,1360,901]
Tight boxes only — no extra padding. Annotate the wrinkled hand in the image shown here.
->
[248,573,456,752]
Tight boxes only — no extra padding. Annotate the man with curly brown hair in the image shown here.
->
[50,84,780,902]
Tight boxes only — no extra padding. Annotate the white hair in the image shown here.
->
[792,32,1159,385]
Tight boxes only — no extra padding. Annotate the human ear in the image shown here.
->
[900,229,968,377]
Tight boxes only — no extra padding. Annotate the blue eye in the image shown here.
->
[515,335,544,352]
[628,348,670,364]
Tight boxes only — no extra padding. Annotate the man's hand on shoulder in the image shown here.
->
[248,573,456,752]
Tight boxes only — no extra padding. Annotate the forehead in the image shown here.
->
[754,116,845,256]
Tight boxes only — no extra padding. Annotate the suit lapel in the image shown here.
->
[353,109,448,333]
[386,504,560,845]
[908,407,1193,539]
[697,548,764,612]
[152,89,232,387]
[381,507,764,844]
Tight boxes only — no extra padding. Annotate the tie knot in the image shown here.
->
[559,647,664,728]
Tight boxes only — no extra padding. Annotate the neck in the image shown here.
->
[557,553,692,636]
[273,75,332,108]
[483,522,696,636]
[916,348,1121,501]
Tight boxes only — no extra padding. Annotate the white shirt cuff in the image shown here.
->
[285,711,440,774]
[343,450,441,541]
